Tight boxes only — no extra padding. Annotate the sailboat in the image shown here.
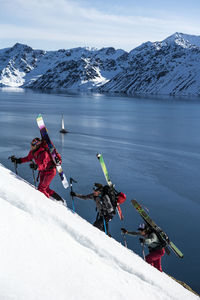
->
[60,115,68,133]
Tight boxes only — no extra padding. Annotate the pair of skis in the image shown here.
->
[37,115,79,212]
[36,114,69,189]
[131,199,183,259]
[96,153,124,220]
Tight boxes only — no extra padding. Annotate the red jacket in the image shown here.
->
[21,145,55,172]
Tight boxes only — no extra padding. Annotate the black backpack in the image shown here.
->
[101,185,118,209]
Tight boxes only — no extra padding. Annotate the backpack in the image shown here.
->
[102,185,117,208]
[148,226,168,248]
[41,139,62,164]
[156,230,168,248]
[102,185,126,211]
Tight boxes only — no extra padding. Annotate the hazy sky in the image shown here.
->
[0,0,200,51]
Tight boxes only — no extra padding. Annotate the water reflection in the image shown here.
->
[1,87,25,93]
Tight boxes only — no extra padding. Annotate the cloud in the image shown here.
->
[1,0,167,28]
[0,0,200,50]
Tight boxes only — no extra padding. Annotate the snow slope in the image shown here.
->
[0,163,198,300]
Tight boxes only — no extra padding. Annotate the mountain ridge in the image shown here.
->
[0,32,200,95]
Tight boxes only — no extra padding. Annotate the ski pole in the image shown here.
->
[29,160,37,188]
[14,160,18,175]
[32,168,37,188]
[121,232,128,248]
[8,156,18,175]
[103,216,108,235]
[141,242,146,261]
[70,177,77,212]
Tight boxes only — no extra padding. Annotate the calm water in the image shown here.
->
[0,88,200,293]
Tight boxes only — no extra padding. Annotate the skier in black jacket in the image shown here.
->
[71,183,115,236]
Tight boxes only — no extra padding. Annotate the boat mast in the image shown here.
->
[61,114,65,130]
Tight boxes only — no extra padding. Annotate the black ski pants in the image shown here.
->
[93,214,112,236]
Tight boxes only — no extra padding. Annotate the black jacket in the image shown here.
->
[75,193,114,216]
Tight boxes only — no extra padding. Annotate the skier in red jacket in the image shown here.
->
[11,137,63,202]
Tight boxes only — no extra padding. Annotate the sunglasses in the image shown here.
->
[31,140,40,146]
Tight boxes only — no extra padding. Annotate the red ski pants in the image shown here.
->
[38,169,56,198]
[145,248,165,272]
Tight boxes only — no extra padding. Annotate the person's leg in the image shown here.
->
[38,172,50,197]
[105,220,112,237]
[145,248,165,272]
[93,216,105,231]
[46,170,64,202]
[153,257,162,271]
[145,252,154,266]
[38,170,56,198]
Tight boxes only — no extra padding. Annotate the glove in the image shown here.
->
[70,191,76,197]
[10,156,21,164]
[29,162,38,170]
[139,238,144,244]
[121,228,128,234]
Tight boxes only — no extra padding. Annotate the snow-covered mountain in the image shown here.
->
[100,33,200,95]
[0,163,198,300]
[0,32,200,95]
[0,43,126,90]
[0,43,45,87]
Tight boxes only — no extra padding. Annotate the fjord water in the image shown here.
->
[0,88,200,293]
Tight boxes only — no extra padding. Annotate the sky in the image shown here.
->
[0,0,200,51]
[0,162,198,300]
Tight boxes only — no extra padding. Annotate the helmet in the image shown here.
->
[31,137,41,147]
[93,183,103,191]
[138,223,148,231]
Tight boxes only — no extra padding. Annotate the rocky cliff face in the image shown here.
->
[0,33,200,95]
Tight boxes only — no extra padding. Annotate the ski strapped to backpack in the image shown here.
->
[96,153,126,220]
[36,114,69,189]
[131,199,183,258]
